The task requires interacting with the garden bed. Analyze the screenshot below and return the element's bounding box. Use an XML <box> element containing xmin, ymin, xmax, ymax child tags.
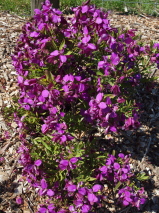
<box><xmin>0</xmin><ymin>10</ymin><xmax>159</xmax><ymax>213</ymax></box>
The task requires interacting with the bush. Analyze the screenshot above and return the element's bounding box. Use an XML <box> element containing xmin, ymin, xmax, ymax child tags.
<box><xmin>12</xmin><ymin>0</ymin><xmax>159</xmax><ymax>212</ymax></box>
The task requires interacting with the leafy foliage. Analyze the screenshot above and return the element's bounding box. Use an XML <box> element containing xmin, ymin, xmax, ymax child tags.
<box><xmin>11</xmin><ymin>0</ymin><xmax>159</xmax><ymax>212</ymax></box>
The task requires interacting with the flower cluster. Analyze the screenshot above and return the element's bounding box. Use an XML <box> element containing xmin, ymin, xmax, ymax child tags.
<box><xmin>118</xmin><ymin>186</ymin><xmax>146</xmax><ymax>209</ymax></box>
<box><xmin>97</xmin><ymin>153</ymin><xmax>133</xmax><ymax>183</ymax></box>
<box><xmin>11</xmin><ymin>0</ymin><xmax>158</xmax><ymax>212</ymax></box>
<box><xmin>17</xmin><ymin>139</ymin><xmax>146</xmax><ymax>212</ymax></box>
<box><xmin>12</xmin><ymin>0</ymin><xmax>157</xmax><ymax>140</ymax></box>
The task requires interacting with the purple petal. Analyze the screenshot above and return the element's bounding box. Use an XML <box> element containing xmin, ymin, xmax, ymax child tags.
<box><xmin>123</xmin><ymin>200</ymin><xmax>129</xmax><ymax>206</ymax></box>
<box><xmin>99</xmin><ymin>166</ymin><xmax>107</xmax><ymax>173</ymax></box>
<box><xmin>75</xmin><ymin>76</ymin><xmax>81</xmax><ymax>81</ymax></box>
<box><xmin>96</xmin><ymin>17</ymin><xmax>102</xmax><ymax>24</ymax></box>
<box><xmin>92</xmin><ymin>184</ymin><xmax>103</xmax><ymax>192</ymax></box>
<box><xmin>73</xmin><ymin>199</ymin><xmax>83</xmax><ymax>207</ymax></box>
<box><xmin>16</xmin><ymin>196</ymin><xmax>23</xmax><ymax>205</ymax></box>
<box><xmin>98</xmin><ymin>102</ymin><xmax>106</xmax><ymax>109</ymax></box>
<box><xmin>60</xmin><ymin>135</ymin><xmax>67</xmax><ymax>142</ymax></box>
<box><xmin>96</xmin><ymin>93</ymin><xmax>103</xmax><ymax>102</ymax></box>
<box><xmin>82</xmin><ymin>35</ymin><xmax>91</xmax><ymax>44</ymax></box>
<box><xmin>38</xmin><ymin>207</ymin><xmax>47</xmax><ymax>213</ymax></box>
<box><xmin>82</xmin><ymin>5</ymin><xmax>89</xmax><ymax>13</ymax></box>
<box><xmin>34</xmin><ymin>9</ymin><xmax>41</xmax><ymax>15</ymax></box>
<box><xmin>18</xmin><ymin>76</ymin><xmax>23</xmax><ymax>84</ymax></box>
<box><xmin>30</xmin><ymin>31</ymin><xmax>40</xmax><ymax>37</ymax></box>
<box><xmin>140</xmin><ymin>198</ymin><xmax>146</xmax><ymax>205</ymax></box>
<box><xmin>78</xmin><ymin>187</ymin><xmax>86</xmax><ymax>196</ymax></box>
<box><xmin>42</xmin><ymin>90</ymin><xmax>49</xmax><ymax>98</ymax></box>
<box><xmin>87</xmin><ymin>43</ymin><xmax>96</xmax><ymax>50</ymax></box>
<box><xmin>60</xmin><ymin>55</ymin><xmax>67</xmax><ymax>63</ymax></box>
<box><xmin>118</xmin><ymin>153</ymin><xmax>125</xmax><ymax>159</ymax></box>
<box><xmin>110</xmin><ymin>126</ymin><xmax>117</xmax><ymax>132</ymax></box>
<box><xmin>114</xmin><ymin>162</ymin><xmax>120</xmax><ymax>170</ymax></box>
<box><xmin>41</xmin><ymin>179</ymin><xmax>48</xmax><ymax>189</ymax></box>
<box><xmin>111</xmin><ymin>53</ymin><xmax>120</xmax><ymax>65</ymax></box>
<box><xmin>88</xmin><ymin>193</ymin><xmax>98</xmax><ymax>203</ymax></box>
<box><xmin>70</xmin><ymin>157</ymin><xmax>78</xmax><ymax>164</ymax></box>
<box><xmin>48</xmin><ymin>204</ymin><xmax>55</xmax><ymax>211</ymax></box>
<box><xmin>67</xmin><ymin>184</ymin><xmax>77</xmax><ymax>192</ymax></box>
<box><xmin>83</xmin><ymin>26</ymin><xmax>88</xmax><ymax>35</ymax></box>
<box><xmin>41</xmin><ymin>124</ymin><xmax>48</xmax><ymax>134</ymax></box>
<box><xmin>82</xmin><ymin>204</ymin><xmax>91</xmax><ymax>213</ymax></box>
<box><xmin>62</xmin><ymin>85</ymin><xmax>69</xmax><ymax>92</ymax></box>
<box><xmin>69</xmin><ymin>205</ymin><xmax>75</xmax><ymax>211</ymax></box>
<box><xmin>47</xmin><ymin>189</ymin><xmax>54</xmax><ymax>196</ymax></box>
<box><xmin>106</xmin><ymin>97</ymin><xmax>111</xmax><ymax>105</ymax></box>
<box><xmin>121</xmin><ymin>174</ymin><xmax>127</xmax><ymax>180</ymax></box>
<box><xmin>98</xmin><ymin>61</ymin><xmax>105</xmax><ymax>69</ymax></box>
<box><xmin>50</xmin><ymin>50</ymin><xmax>59</xmax><ymax>56</ymax></box>
<box><xmin>34</xmin><ymin>159</ymin><xmax>42</xmax><ymax>167</ymax></box>
<box><xmin>38</xmin><ymin>23</ymin><xmax>46</xmax><ymax>31</ymax></box>
<box><xmin>78</xmin><ymin>83</ymin><xmax>85</xmax><ymax>92</ymax></box>
<box><xmin>59</xmin><ymin>160</ymin><xmax>69</xmax><ymax>170</ymax></box>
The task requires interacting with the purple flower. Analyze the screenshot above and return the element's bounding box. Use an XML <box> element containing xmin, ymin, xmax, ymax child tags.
<box><xmin>34</xmin><ymin>159</ymin><xmax>42</xmax><ymax>167</ymax></box>
<box><xmin>69</xmin><ymin>205</ymin><xmax>75</xmax><ymax>212</ymax></box>
<box><xmin>60</xmin><ymin>55</ymin><xmax>67</xmax><ymax>63</ymax></box>
<box><xmin>48</xmin><ymin>204</ymin><xmax>55</xmax><ymax>211</ymax></box>
<box><xmin>118</xmin><ymin>153</ymin><xmax>125</xmax><ymax>159</ymax></box>
<box><xmin>42</xmin><ymin>90</ymin><xmax>49</xmax><ymax>98</ymax></box>
<box><xmin>96</xmin><ymin>93</ymin><xmax>103</xmax><ymax>102</ymax></box>
<box><xmin>39</xmin><ymin>207</ymin><xmax>47</xmax><ymax>213</ymax></box>
<box><xmin>87</xmin><ymin>43</ymin><xmax>96</xmax><ymax>50</ymax></box>
<box><xmin>82</xmin><ymin>5</ymin><xmax>89</xmax><ymax>13</ymax></box>
<box><xmin>96</xmin><ymin>17</ymin><xmax>102</xmax><ymax>24</ymax></box>
<box><xmin>30</xmin><ymin>31</ymin><xmax>40</xmax><ymax>37</ymax></box>
<box><xmin>41</xmin><ymin>179</ymin><xmax>48</xmax><ymax>189</ymax></box>
<box><xmin>50</xmin><ymin>50</ymin><xmax>59</xmax><ymax>56</ymax></box>
<box><xmin>111</xmin><ymin>53</ymin><xmax>120</xmax><ymax>65</ymax></box>
<box><xmin>59</xmin><ymin>160</ymin><xmax>69</xmax><ymax>170</ymax></box>
<box><xmin>0</xmin><ymin>157</ymin><xmax>5</xmax><ymax>162</ymax></box>
<box><xmin>47</xmin><ymin>189</ymin><xmax>54</xmax><ymax>196</ymax></box>
<box><xmin>111</xmin><ymin>85</ymin><xmax>120</xmax><ymax>95</ymax></box>
<box><xmin>92</xmin><ymin>184</ymin><xmax>103</xmax><ymax>192</ymax></box>
<box><xmin>16</xmin><ymin>196</ymin><xmax>23</xmax><ymax>205</ymax></box>
<box><xmin>73</xmin><ymin>199</ymin><xmax>83</xmax><ymax>207</ymax></box>
<box><xmin>78</xmin><ymin>187</ymin><xmax>86</xmax><ymax>195</ymax></box>
<box><xmin>87</xmin><ymin>193</ymin><xmax>98</xmax><ymax>204</ymax></box>
<box><xmin>82</xmin><ymin>35</ymin><xmax>91</xmax><ymax>44</ymax></box>
<box><xmin>98</xmin><ymin>102</ymin><xmax>106</xmax><ymax>109</ymax></box>
<box><xmin>153</xmin><ymin>43</ymin><xmax>159</xmax><ymax>49</ymax></box>
<box><xmin>81</xmin><ymin>204</ymin><xmax>91</xmax><ymax>213</ymax></box>
<box><xmin>114</xmin><ymin>162</ymin><xmax>120</xmax><ymax>170</ymax></box>
<box><xmin>67</xmin><ymin>184</ymin><xmax>77</xmax><ymax>192</ymax></box>
<box><xmin>99</xmin><ymin>166</ymin><xmax>108</xmax><ymax>174</ymax></box>
<box><xmin>70</xmin><ymin>157</ymin><xmax>78</xmax><ymax>164</ymax></box>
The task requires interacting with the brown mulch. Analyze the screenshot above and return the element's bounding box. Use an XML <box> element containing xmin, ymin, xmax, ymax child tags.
<box><xmin>0</xmin><ymin>10</ymin><xmax>159</xmax><ymax>213</ymax></box>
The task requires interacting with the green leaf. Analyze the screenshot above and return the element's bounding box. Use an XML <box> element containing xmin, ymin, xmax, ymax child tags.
<box><xmin>59</xmin><ymin>39</ymin><xmax>65</xmax><ymax>50</ymax></box>
<box><xmin>41</xmin><ymin>141</ymin><xmax>52</xmax><ymax>152</ymax></box>
<box><xmin>45</xmin><ymin>70</ymin><xmax>54</xmax><ymax>83</ymax></box>
<box><xmin>136</xmin><ymin>173</ymin><xmax>149</xmax><ymax>181</ymax></box>
<box><xmin>86</xmin><ymin>177</ymin><xmax>96</xmax><ymax>181</ymax></box>
<box><xmin>52</xmin><ymin>40</ymin><xmax>58</xmax><ymax>49</ymax></box>
<box><xmin>65</xmin><ymin>50</ymin><xmax>73</xmax><ymax>55</ymax></box>
<box><xmin>114</xmin><ymin>181</ymin><xmax>122</xmax><ymax>192</ymax></box>
<box><xmin>104</xmin><ymin>94</ymin><xmax>116</xmax><ymax>99</ymax></box>
<box><xmin>96</xmin><ymin>71</ymin><xmax>103</xmax><ymax>76</ymax></box>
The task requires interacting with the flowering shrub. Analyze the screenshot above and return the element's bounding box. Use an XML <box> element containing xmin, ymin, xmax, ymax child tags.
<box><xmin>11</xmin><ymin>0</ymin><xmax>159</xmax><ymax>212</ymax></box>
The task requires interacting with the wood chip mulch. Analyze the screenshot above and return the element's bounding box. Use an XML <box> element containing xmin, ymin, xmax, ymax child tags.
<box><xmin>0</xmin><ymin>11</ymin><xmax>159</xmax><ymax>213</ymax></box>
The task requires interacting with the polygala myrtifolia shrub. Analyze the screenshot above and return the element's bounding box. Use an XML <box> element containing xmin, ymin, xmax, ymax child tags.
<box><xmin>11</xmin><ymin>0</ymin><xmax>159</xmax><ymax>212</ymax></box>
